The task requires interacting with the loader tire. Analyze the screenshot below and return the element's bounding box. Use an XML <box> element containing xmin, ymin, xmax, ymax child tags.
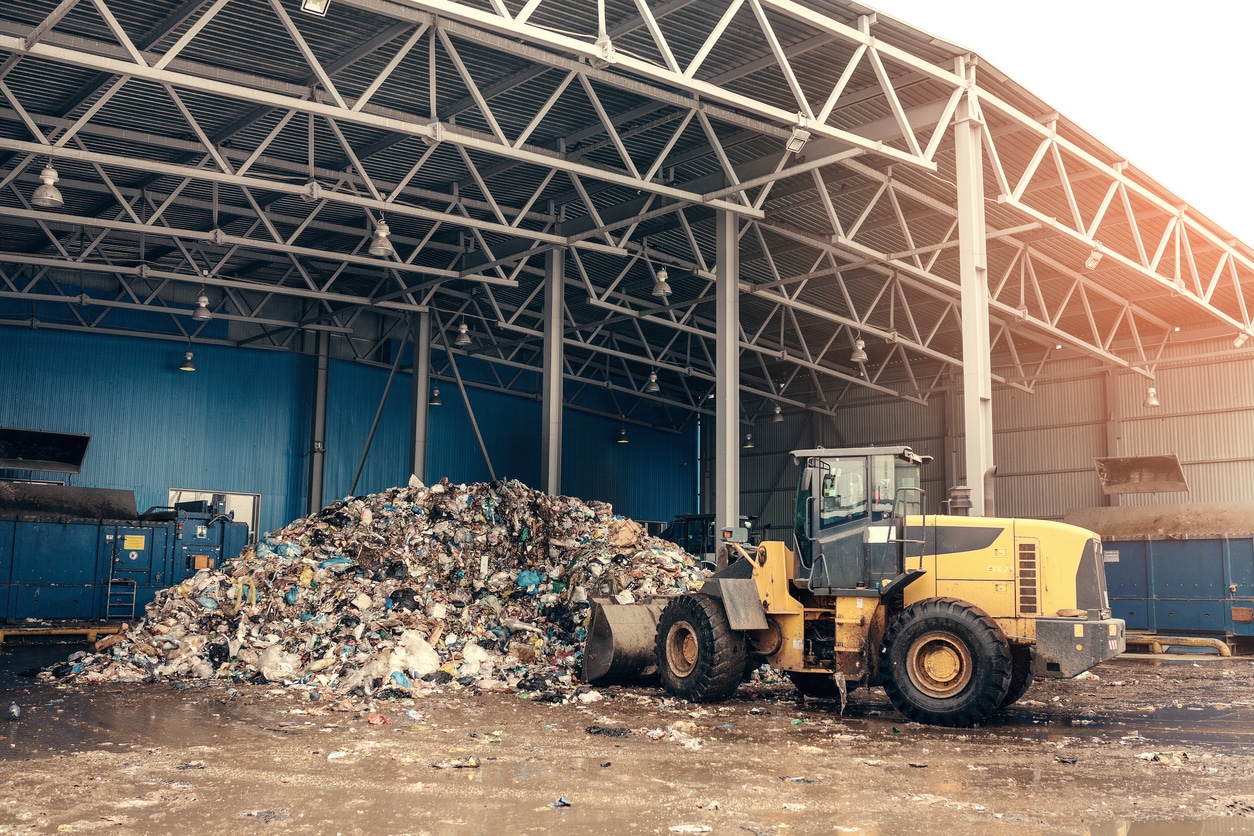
<box><xmin>1000</xmin><ymin>644</ymin><xmax>1036</xmax><ymax>708</ymax></box>
<box><xmin>880</xmin><ymin>598</ymin><xmax>1011</xmax><ymax>727</ymax></box>
<box><xmin>655</xmin><ymin>594</ymin><xmax>747</xmax><ymax>702</ymax></box>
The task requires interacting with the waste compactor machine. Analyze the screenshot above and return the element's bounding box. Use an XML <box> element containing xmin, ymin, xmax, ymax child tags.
<box><xmin>0</xmin><ymin>427</ymin><xmax>249</xmax><ymax>622</ymax></box>
<box><xmin>586</xmin><ymin>446</ymin><xmax>1125</xmax><ymax>727</ymax></box>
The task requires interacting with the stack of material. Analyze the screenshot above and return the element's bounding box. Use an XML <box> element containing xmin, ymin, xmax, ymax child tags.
<box><xmin>70</xmin><ymin>478</ymin><xmax>706</xmax><ymax>697</ymax></box>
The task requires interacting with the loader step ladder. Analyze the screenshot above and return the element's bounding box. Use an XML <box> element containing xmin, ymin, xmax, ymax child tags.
<box><xmin>106</xmin><ymin>576</ymin><xmax>137</xmax><ymax>621</ymax></box>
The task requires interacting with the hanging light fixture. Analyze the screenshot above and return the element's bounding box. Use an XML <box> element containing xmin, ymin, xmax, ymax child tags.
<box><xmin>1085</xmin><ymin>247</ymin><xmax>1103</xmax><ymax>270</ymax></box>
<box><xmin>772</xmin><ymin>404</ymin><xmax>784</xmax><ymax>423</ymax></box>
<box><xmin>301</xmin><ymin>0</ymin><xmax>330</xmax><ymax>16</ymax></box>
<box><xmin>430</xmin><ymin>387</ymin><xmax>442</xmax><ymax>406</ymax></box>
<box><xmin>743</xmin><ymin>432</ymin><xmax>755</xmax><ymax>449</ymax></box>
<box><xmin>369</xmin><ymin>218</ymin><xmax>395</xmax><ymax>257</ymax></box>
<box><xmin>454</xmin><ymin>321</ymin><xmax>472</xmax><ymax>347</ymax></box>
<box><xmin>31</xmin><ymin>162</ymin><xmax>65</xmax><ymax>209</ymax></box>
<box><xmin>651</xmin><ymin>266</ymin><xmax>672</xmax><ymax>298</ymax></box>
<box><xmin>616</xmin><ymin>426</ymin><xmax>629</xmax><ymax>444</ymax></box>
<box><xmin>192</xmin><ymin>288</ymin><xmax>212</xmax><ymax>321</ymax></box>
<box><xmin>1144</xmin><ymin>386</ymin><xmax>1160</xmax><ymax>408</ymax></box>
<box><xmin>179</xmin><ymin>350</ymin><xmax>196</xmax><ymax>372</ymax></box>
<box><xmin>851</xmin><ymin>336</ymin><xmax>868</xmax><ymax>363</ymax></box>
<box><xmin>644</xmin><ymin>371</ymin><xmax>660</xmax><ymax>393</ymax></box>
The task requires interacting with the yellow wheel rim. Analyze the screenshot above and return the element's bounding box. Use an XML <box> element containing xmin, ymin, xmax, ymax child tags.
<box><xmin>906</xmin><ymin>630</ymin><xmax>973</xmax><ymax>699</ymax></box>
<box><xmin>665</xmin><ymin>623</ymin><xmax>699</xmax><ymax>677</ymax></box>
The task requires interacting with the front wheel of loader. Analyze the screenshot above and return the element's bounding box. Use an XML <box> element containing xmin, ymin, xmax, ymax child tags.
<box><xmin>999</xmin><ymin>644</ymin><xmax>1036</xmax><ymax>708</ymax></box>
<box><xmin>655</xmin><ymin>594</ymin><xmax>746</xmax><ymax>702</ymax></box>
<box><xmin>880</xmin><ymin>598</ymin><xmax>1011</xmax><ymax>727</ymax></box>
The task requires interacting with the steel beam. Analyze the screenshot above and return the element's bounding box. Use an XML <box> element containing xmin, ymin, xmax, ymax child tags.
<box><xmin>309</xmin><ymin>330</ymin><xmax>329</xmax><ymax>514</ymax></box>
<box><xmin>954</xmin><ymin>82</ymin><xmax>993</xmax><ymax>515</ymax></box>
<box><xmin>714</xmin><ymin>209</ymin><xmax>739</xmax><ymax>536</ymax></box>
<box><xmin>540</xmin><ymin>247</ymin><xmax>564</xmax><ymax>494</ymax></box>
<box><xmin>409</xmin><ymin>309</ymin><xmax>431</xmax><ymax>483</ymax></box>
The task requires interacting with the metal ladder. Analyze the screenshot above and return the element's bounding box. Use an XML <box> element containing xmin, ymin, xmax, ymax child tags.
<box><xmin>106</xmin><ymin>573</ymin><xmax>136</xmax><ymax>621</ymax></box>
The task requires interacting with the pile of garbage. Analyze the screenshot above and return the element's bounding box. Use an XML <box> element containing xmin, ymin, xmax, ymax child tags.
<box><xmin>66</xmin><ymin>478</ymin><xmax>708</xmax><ymax>698</ymax></box>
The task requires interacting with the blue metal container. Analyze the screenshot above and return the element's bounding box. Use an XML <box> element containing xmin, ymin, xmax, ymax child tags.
<box><xmin>0</xmin><ymin>497</ymin><xmax>249</xmax><ymax>622</ymax></box>
<box><xmin>1102</xmin><ymin>535</ymin><xmax>1254</xmax><ymax>639</ymax></box>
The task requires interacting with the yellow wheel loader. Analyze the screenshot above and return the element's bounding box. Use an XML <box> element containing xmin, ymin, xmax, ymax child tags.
<box><xmin>585</xmin><ymin>446</ymin><xmax>1126</xmax><ymax>727</ymax></box>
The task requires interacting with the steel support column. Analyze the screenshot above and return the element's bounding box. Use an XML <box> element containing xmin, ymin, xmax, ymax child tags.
<box><xmin>714</xmin><ymin>209</ymin><xmax>740</xmax><ymax>535</ymax></box>
<box><xmin>409</xmin><ymin>309</ymin><xmax>431</xmax><ymax>483</ymax></box>
<box><xmin>308</xmin><ymin>330</ymin><xmax>329</xmax><ymax>514</ymax></box>
<box><xmin>1103</xmin><ymin>371</ymin><xmax>1121</xmax><ymax>508</ymax></box>
<box><xmin>954</xmin><ymin>82</ymin><xmax>993</xmax><ymax>515</ymax></box>
<box><xmin>540</xmin><ymin>248</ymin><xmax>564</xmax><ymax>495</ymax></box>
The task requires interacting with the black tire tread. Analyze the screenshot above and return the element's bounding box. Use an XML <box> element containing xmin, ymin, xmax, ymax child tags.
<box><xmin>879</xmin><ymin>597</ymin><xmax>1011</xmax><ymax>727</ymax></box>
<box><xmin>1000</xmin><ymin>644</ymin><xmax>1035</xmax><ymax>708</ymax></box>
<box><xmin>655</xmin><ymin>594</ymin><xmax>747</xmax><ymax>702</ymax></box>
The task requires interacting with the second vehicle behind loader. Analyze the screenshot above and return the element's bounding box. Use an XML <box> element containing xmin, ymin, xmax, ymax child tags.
<box><xmin>585</xmin><ymin>446</ymin><xmax>1125</xmax><ymax>727</ymax></box>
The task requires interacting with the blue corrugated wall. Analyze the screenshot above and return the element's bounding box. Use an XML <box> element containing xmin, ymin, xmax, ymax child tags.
<box><xmin>0</xmin><ymin>328</ymin><xmax>695</xmax><ymax>534</ymax></box>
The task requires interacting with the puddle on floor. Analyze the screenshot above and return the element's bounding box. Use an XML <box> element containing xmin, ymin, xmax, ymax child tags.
<box><xmin>1081</xmin><ymin>821</ymin><xmax>1254</xmax><ymax>835</ymax></box>
<box><xmin>0</xmin><ymin>643</ymin><xmax>263</xmax><ymax>759</ymax></box>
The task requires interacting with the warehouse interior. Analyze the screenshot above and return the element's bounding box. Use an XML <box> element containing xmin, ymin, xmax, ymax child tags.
<box><xmin>1</xmin><ymin>0</ymin><xmax>1252</xmax><ymax>543</ymax></box>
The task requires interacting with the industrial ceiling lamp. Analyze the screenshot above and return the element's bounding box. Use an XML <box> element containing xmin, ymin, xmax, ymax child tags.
<box><xmin>1085</xmin><ymin>247</ymin><xmax>1103</xmax><ymax>270</ymax></box>
<box><xmin>785</xmin><ymin>125</ymin><xmax>811</xmax><ymax>154</ymax></box>
<box><xmin>368</xmin><ymin>218</ymin><xmax>395</xmax><ymax>257</ymax></box>
<box><xmin>644</xmin><ymin>371</ymin><xmax>660</xmax><ymax>393</ymax></box>
<box><xmin>191</xmin><ymin>288</ymin><xmax>212</xmax><ymax>321</ymax></box>
<box><xmin>1144</xmin><ymin>386</ymin><xmax>1160</xmax><ymax>408</ymax></box>
<box><xmin>179</xmin><ymin>350</ymin><xmax>196</xmax><ymax>372</ymax></box>
<box><xmin>31</xmin><ymin>162</ymin><xmax>65</xmax><ymax>209</ymax></box>
<box><xmin>430</xmin><ymin>387</ymin><xmax>442</xmax><ymax>406</ymax></box>
<box><xmin>743</xmin><ymin>432</ymin><xmax>754</xmax><ymax>449</ymax></box>
<box><xmin>300</xmin><ymin>0</ymin><xmax>330</xmax><ymax>15</ymax></box>
<box><xmin>616</xmin><ymin>426</ymin><xmax>629</xmax><ymax>444</ymax></box>
<box><xmin>772</xmin><ymin>403</ymin><xmax>784</xmax><ymax>423</ymax></box>
<box><xmin>651</xmin><ymin>266</ymin><xmax>672</xmax><ymax>298</ymax></box>
<box><xmin>454</xmin><ymin>321</ymin><xmax>472</xmax><ymax>347</ymax></box>
<box><xmin>851</xmin><ymin>335</ymin><xmax>868</xmax><ymax>364</ymax></box>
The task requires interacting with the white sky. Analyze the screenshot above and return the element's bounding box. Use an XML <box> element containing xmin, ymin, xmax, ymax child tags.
<box><xmin>866</xmin><ymin>0</ymin><xmax>1254</xmax><ymax>243</ymax></box>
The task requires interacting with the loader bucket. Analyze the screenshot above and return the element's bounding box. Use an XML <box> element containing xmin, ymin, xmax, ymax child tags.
<box><xmin>582</xmin><ymin>598</ymin><xmax>666</xmax><ymax>682</ymax></box>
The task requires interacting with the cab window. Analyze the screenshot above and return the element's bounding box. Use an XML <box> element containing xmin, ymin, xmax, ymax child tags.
<box><xmin>818</xmin><ymin>457</ymin><xmax>867</xmax><ymax>528</ymax></box>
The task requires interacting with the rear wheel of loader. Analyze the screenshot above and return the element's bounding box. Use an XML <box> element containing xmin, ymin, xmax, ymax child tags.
<box><xmin>1000</xmin><ymin>645</ymin><xmax>1036</xmax><ymax>708</ymax></box>
<box><xmin>655</xmin><ymin>594</ymin><xmax>746</xmax><ymax>702</ymax></box>
<box><xmin>880</xmin><ymin>598</ymin><xmax>1012</xmax><ymax>727</ymax></box>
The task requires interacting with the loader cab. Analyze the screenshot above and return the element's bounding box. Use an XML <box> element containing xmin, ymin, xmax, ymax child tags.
<box><xmin>792</xmin><ymin>446</ymin><xmax>929</xmax><ymax>591</ymax></box>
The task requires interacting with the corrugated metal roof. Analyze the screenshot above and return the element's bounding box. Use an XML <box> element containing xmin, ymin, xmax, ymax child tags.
<box><xmin>0</xmin><ymin>0</ymin><xmax>1249</xmax><ymax>433</ymax></box>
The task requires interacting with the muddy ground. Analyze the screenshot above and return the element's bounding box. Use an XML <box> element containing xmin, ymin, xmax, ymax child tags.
<box><xmin>2</xmin><ymin>649</ymin><xmax>1254</xmax><ymax>835</ymax></box>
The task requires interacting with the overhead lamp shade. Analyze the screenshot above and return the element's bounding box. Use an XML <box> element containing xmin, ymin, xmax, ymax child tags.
<box><xmin>851</xmin><ymin>337</ymin><xmax>868</xmax><ymax>363</ymax></box>
<box><xmin>1144</xmin><ymin>386</ymin><xmax>1160</xmax><ymax>408</ymax></box>
<box><xmin>301</xmin><ymin>0</ymin><xmax>330</xmax><ymax>15</ymax></box>
<box><xmin>31</xmin><ymin>164</ymin><xmax>64</xmax><ymax>209</ymax></box>
<box><xmin>616</xmin><ymin>427</ymin><xmax>629</xmax><ymax>444</ymax></box>
<box><xmin>785</xmin><ymin>126</ymin><xmax>811</xmax><ymax>153</ymax></box>
<box><xmin>454</xmin><ymin>322</ymin><xmax>472</xmax><ymax>347</ymax></box>
<box><xmin>1085</xmin><ymin>249</ymin><xmax>1103</xmax><ymax>270</ymax></box>
<box><xmin>369</xmin><ymin>220</ymin><xmax>395</xmax><ymax>257</ymax></box>
<box><xmin>192</xmin><ymin>293</ymin><xmax>212</xmax><ymax>321</ymax></box>
<box><xmin>651</xmin><ymin>266</ymin><xmax>672</xmax><ymax>298</ymax></box>
<box><xmin>743</xmin><ymin>432</ymin><xmax>754</xmax><ymax>449</ymax></box>
<box><xmin>772</xmin><ymin>404</ymin><xmax>784</xmax><ymax>423</ymax></box>
<box><xmin>644</xmin><ymin>371</ymin><xmax>660</xmax><ymax>393</ymax></box>
<box><xmin>430</xmin><ymin>387</ymin><xmax>442</xmax><ymax>407</ymax></box>
<box><xmin>179</xmin><ymin>351</ymin><xmax>196</xmax><ymax>372</ymax></box>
